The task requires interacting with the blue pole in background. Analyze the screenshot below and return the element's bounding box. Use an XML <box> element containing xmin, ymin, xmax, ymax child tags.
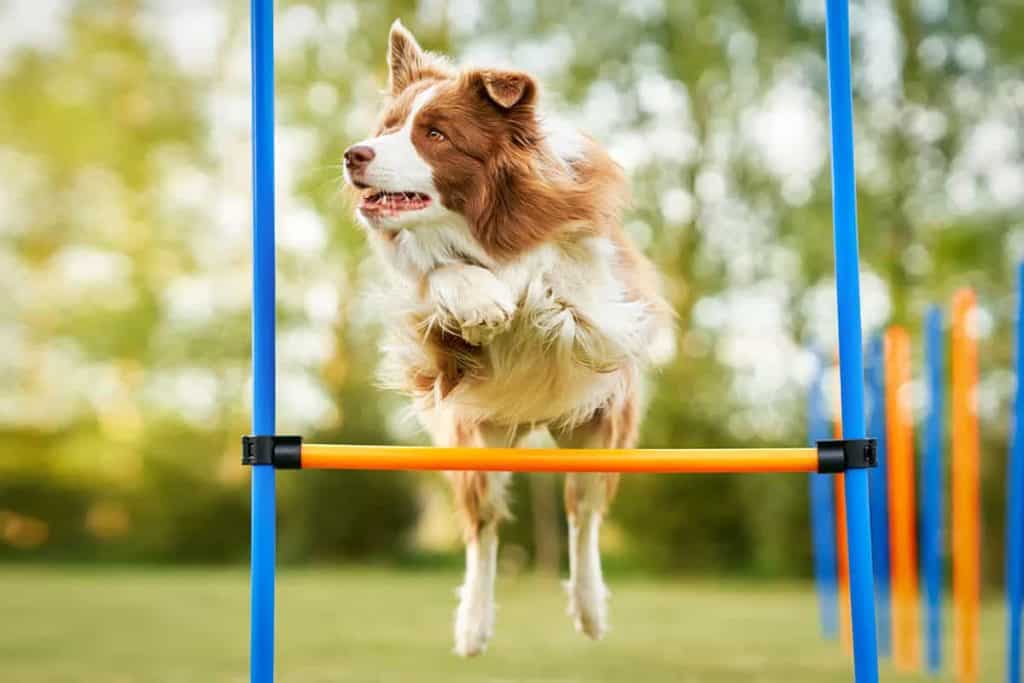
<box><xmin>810</xmin><ymin>355</ymin><xmax>839</xmax><ymax>639</ymax></box>
<box><xmin>250</xmin><ymin>1</ymin><xmax>276</xmax><ymax>682</ymax></box>
<box><xmin>865</xmin><ymin>336</ymin><xmax>891</xmax><ymax>657</ymax></box>
<box><xmin>922</xmin><ymin>307</ymin><xmax>945</xmax><ymax>675</ymax></box>
<box><xmin>824</xmin><ymin>2</ymin><xmax>879</xmax><ymax>682</ymax></box>
<box><xmin>1008</xmin><ymin>263</ymin><xmax>1024</xmax><ymax>683</ymax></box>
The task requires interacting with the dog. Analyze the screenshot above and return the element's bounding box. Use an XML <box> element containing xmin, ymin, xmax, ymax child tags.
<box><xmin>343</xmin><ymin>20</ymin><xmax>675</xmax><ymax>656</ymax></box>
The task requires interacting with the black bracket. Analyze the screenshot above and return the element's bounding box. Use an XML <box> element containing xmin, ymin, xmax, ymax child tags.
<box><xmin>816</xmin><ymin>438</ymin><xmax>877</xmax><ymax>474</ymax></box>
<box><xmin>242</xmin><ymin>435</ymin><xmax>302</xmax><ymax>469</ymax></box>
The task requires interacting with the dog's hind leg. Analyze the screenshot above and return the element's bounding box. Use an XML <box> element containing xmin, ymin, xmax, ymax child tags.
<box><xmin>447</xmin><ymin>422</ymin><xmax>520</xmax><ymax>657</ymax></box>
<box><xmin>553</xmin><ymin>391</ymin><xmax>637</xmax><ymax>640</ymax></box>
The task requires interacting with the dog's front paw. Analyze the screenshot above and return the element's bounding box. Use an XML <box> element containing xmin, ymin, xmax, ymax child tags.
<box><xmin>430</xmin><ymin>266</ymin><xmax>515</xmax><ymax>346</ymax></box>
<box><xmin>565</xmin><ymin>579</ymin><xmax>609</xmax><ymax>640</ymax></box>
<box><xmin>451</xmin><ymin>296</ymin><xmax>514</xmax><ymax>346</ymax></box>
<box><xmin>453</xmin><ymin>584</ymin><xmax>495</xmax><ymax>657</ymax></box>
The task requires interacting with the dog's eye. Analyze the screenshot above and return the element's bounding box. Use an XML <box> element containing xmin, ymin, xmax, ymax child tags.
<box><xmin>427</xmin><ymin>128</ymin><xmax>446</xmax><ymax>142</ymax></box>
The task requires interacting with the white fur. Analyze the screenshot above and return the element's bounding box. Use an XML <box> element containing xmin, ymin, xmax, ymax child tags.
<box><xmin>455</xmin><ymin>523</ymin><xmax>499</xmax><ymax>657</ymax></box>
<box><xmin>541</xmin><ymin>117</ymin><xmax>588</xmax><ymax>168</ymax></box>
<box><xmin>562</xmin><ymin>473</ymin><xmax>612</xmax><ymax>640</ymax></box>
<box><xmin>453</xmin><ymin>426</ymin><xmax>513</xmax><ymax>657</ymax></box>
<box><xmin>382</xmin><ymin>216</ymin><xmax>494</xmax><ymax>278</ymax></box>
<box><xmin>349</xmin><ymin>87</ymin><xmax>436</xmax><ymax>194</ymax></box>
<box><xmin>428</xmin><ymin>265</ymin><xmax>515</xmax><ymax>345</ymax></box>
<box><xmin>347</xmin><ymin>86</ymin><xmax>473</xmax><ymax>237</ymax></box>
<box><xmin>468</xmin><ymin>242</ymin><xmax>647</xmax><ymax>426</ymax></box>
<box><xmin>379</xmin><ymin>234</ymin><xmax>658</xmax><ymax>428</ymax></box>
<box><xmin>565</xmin><ymin>505</ymin><xmax>609</xmax><ymax>639</ymax></box>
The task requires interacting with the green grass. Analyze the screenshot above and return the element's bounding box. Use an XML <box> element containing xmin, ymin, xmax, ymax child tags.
<box><xmin>0</xmin><ymin>566</ymin><xmax>1005</xmax><ymax>682</ymax></box>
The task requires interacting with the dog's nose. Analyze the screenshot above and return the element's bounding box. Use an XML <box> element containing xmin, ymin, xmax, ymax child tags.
<box><xmin>344</xmin><ymin>145</ymin><xmax>375</xmax><ymax>170</ymax></box>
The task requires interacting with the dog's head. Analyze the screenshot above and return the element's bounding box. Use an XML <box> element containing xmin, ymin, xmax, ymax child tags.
<box><xmin>344</xmin><ymin>21</ymin><xmax>625</xmax><ymax>259</ymax></box>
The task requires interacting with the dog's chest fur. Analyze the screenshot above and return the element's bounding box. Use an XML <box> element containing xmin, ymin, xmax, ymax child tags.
<box><xmin>375</xmin><ymin>224</ymin><xmax>653</xmax><ymax>428</ymax></box>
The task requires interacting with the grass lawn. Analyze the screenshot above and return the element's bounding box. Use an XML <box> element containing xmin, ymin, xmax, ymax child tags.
<box><xmin>0</xmin><ymin>565</ymin><xmax>1005</xmax><ymax>682</ymax></box>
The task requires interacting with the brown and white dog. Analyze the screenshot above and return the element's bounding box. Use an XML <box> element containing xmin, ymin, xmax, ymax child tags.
<box><xmin>343</xmin><ymin>20</ymin><xmax>675</xmax><ymax>656</ymax></box>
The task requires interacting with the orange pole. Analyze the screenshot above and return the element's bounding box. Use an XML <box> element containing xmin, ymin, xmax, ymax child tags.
<box><xmin>886</xmin><ymin>326</ymin><xmax>921</xmax><ymax>672</ymax></box>
<box><xmin>834</xmin><ymin>388</ymin><xmax>853</xmax><ymax>655</ymax></box>
<box><xmin>299</xmin><ymin>444</ymin><xmax>819</xmax><ymax>473</ymax></box>
<box><xmin>952</xmin><ymin>289</ymin><xmax>981</xmax><ymax>683</ymax></box>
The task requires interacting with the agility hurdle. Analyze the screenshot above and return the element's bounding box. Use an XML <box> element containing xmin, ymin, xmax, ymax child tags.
<box><xmin>243</xmin><ymin>0</ymin><xmax>880</xmax><ymax>681</ymax></box>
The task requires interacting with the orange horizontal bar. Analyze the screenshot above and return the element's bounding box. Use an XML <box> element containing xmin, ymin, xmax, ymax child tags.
<box><xmin>300</xmin><ymin>444</ymin><xmax>818</xmax><ymax>474</ymax></box>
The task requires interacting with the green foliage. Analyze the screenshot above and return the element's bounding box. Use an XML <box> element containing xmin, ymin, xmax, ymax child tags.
<box><xmin>1</xmin><ymin>1</ymin><xmax>1021</xmax><ymax>581</ymax></box>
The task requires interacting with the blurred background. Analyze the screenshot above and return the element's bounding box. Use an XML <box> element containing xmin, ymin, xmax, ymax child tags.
<box><xmin>2</xmin><ymin>0</ymin><xmax>1023</xmax><ymax>607</ymax></box>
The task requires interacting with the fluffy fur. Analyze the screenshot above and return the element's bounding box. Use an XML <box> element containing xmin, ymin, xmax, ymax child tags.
<box><xmin>342</xmin><ymin>20</ymin><xmax>675</xmax><ymax>656</ymax></box>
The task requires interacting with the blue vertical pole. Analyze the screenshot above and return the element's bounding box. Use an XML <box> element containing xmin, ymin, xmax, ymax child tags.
<box><xmin>810</xmin><ymin>356</ymin><xmax>840</xmax><ymax>639</ymax></box>
<box><xmin>1008</xmin><ymin>263</ymin><xmax>1024</xmax><ymax>683</ymax></box>
<box><xmin>865</xmin><ymin>336</ymin><xmax>891</xmax><ymax>657</ymax></box>
<box><xmin>922</xmin><ymin>307</ymin><xmax>945</xmax><ymax>675</ymax></box>
<box><xmin>824</xmin><ymin>2</ymin><xmax>879</xmax><ymax>682</ymax></box>
<box><xmin>250</xmin><ymin>1</ymin><xmax>276</xmax><ymax>682</ymax></box>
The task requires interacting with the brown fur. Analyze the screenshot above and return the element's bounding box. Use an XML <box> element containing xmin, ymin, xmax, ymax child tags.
<box><xmin>387</xmin><ymin>22</ymin><xmax>452</xmax><ymax>95</ymax></box>
<box><xmin>373</xmin><ymin>80</ymin><xmax>440</xmax><ymax>136</ymax></box>
<box><xmin>417</xmin><ymin>78</ymin><xmax>628</xmax><ymax>259</ymax></box>
<box><xmin>442</xmin><ymin>421</ymin><xmax>512</xmax><ymax>540</ymax></box>
<box><xmin>558</xmin><ymin>385</ymin><xmax>638</xmax><ymax>517</ymax></box>
<box><xmin>610</xmin><ymin>228</ymin><xmax>677</xmax><ymax>330</ymax></box>
<box><xmin>402</xmin><ymin>317</ymin><xmax>483</xmax><ymax>400</ymax></box>
<box><xmin>373</xmin><ymin>56</ymin><xmax>630</xmax><ymax>261</ymax></box>
<box><xmin>564</xmin><ymin>472</ymin><xmax>621</xmax><ymax>519</ymax></box>
<box><xmin>451</xmin><ymin>469</ymin><xmax>510</xmax><ymax>540</ymax></box>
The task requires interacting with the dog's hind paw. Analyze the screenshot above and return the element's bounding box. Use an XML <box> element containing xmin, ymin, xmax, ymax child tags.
<box><xmin>453</xmin><ymin>585</ymin><xmax>494</xmax><ymax>657</ymax></box>
<box><xmin>565</xmin><ymin>579</ymin><xmax>609</xmax><ymax>640</ymax></box>
<box><xmin>453</xmin><ymin>630</ymin><xmax>489</xmax><ymax>657</ymax></box>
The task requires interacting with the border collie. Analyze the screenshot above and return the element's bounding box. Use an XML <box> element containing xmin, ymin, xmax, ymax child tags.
<box><xmin>343</xmin><ymin>20</ymin><xmax>674</xmax><ymax>656</ymax></box>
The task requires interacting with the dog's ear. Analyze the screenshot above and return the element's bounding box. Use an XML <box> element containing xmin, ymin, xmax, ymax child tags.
<box><xmin>388</xmin><ymin>20</ymin><xmax>449</xmax><ymax>95</ymax></box>
<box><xmin>471</xmin><ymin>70</ymin><xmax>537</xmax><ymax>110</ymax></box>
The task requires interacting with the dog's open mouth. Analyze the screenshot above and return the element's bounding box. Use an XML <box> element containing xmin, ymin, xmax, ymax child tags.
<box><xmin>358</xmin><ymin>190</ymin><xmax>432</xmax><ymax>215</ymax></box>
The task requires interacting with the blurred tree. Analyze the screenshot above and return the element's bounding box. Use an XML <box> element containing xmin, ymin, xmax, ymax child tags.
<box><xmin>0</xmin><ymin>0</ymin><xmax>1021</xmax><ymax>583</ymax></box>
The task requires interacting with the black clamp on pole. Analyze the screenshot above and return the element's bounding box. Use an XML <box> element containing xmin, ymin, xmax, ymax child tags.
<box><xmin>242</xmin><ymin>435</ymin><xmax>302</xmax><ymax>469</ymax></box>
<box><xmin>816</xmin><ymin>438</ymin><xmax>877</xmax><ymax>474</ymax></box>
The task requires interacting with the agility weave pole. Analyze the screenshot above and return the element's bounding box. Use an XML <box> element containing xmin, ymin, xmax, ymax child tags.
<box><xmin>245</xmin><ymin>0</ymin><xmax>880</xmax><ymax>681</ymax></box>
<box><xmin>809</xmin><ymin>357</ymin><xmax>840</xmax><ymax>641</ymax></box>
<box><xmin>865</xmin><ymin>335</ymin><xmax>892</xmax><ymax>658</ymax></box>
<box><xmin>953</xmin><ymin>289</ymin><xmax>982</xmax><ymax>683</ymax></box>
<box><xmin>1009</xmin><ymin>264</ymin><xmax>1024</xmax><ymax>683</ymax></box>
<box><xmin>834</xmin><ymin>398</ymin><xmax>853</xmax><ymax>655</ymax></box>
<box><xmin>249</xmin><ymin>0</ymin><xmax>275</xmax><ymax>681</ymax></box>
<box><xmin>823</xmin><ymin>0</ymin><xmax>880</xmax><ymax>679</ymax></box>
<box><xmin>922</xmin><ymin>307</ymin><xmax>946</xmax><ymax>675</ymax></box>
<box><xmin>886</xmin><ymin>327</ymin><xmax>921</xmax><ymax>672</ymax></box>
